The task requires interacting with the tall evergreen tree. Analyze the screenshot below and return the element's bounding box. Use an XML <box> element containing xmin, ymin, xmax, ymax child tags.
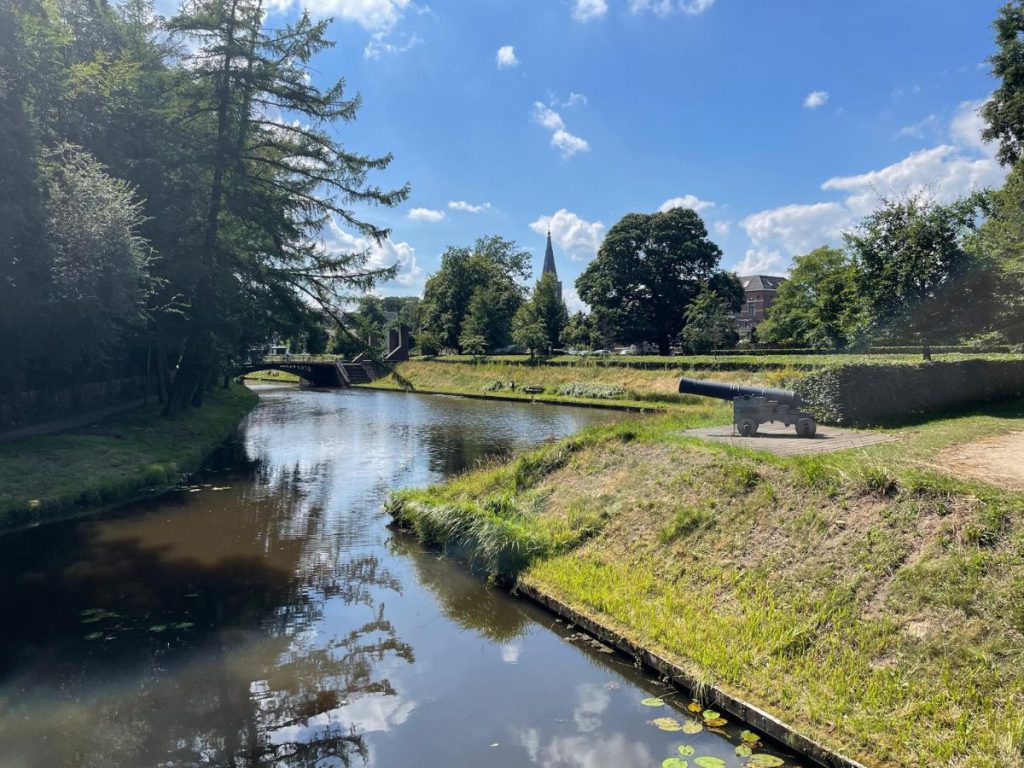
<box><xmin>161</xmin><ymin>0</ymin><xmax>408</xmax><ymax>413</ymax></box>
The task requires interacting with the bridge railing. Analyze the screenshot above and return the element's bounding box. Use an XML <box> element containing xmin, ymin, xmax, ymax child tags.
<box><xmin>256</xmin><ymin>354</ymin><xmax>344</xmax><ymax>365</ymax></box>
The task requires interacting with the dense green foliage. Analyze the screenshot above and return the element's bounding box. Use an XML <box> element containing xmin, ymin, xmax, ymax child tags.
<box><xmin>982</xmin><ymin>0</ymin><xmax>1024</xmax><ymax>165</ymax></box>
<box><xmin>419</xmin><ymin>236</ymin><xmax>530</xmax><ymax>354</ymax></box>
<box><xmin>795</xmin><ymin>359</ymin><xmax>1024</xmax><ymax>425</ymax></box>
<box><xmin>575</xmin><ymin>207</ymin><xmax>733</xmax><ymax>355</ymax></box>
<box><xmin>0</xmin><ymin>0</ymin><xmax>405</xmax><ymax>410</ymax></box>
<box><xmin>678</xmin><ymin>288</ymin><xmax>739</xmax><ymax>354</ymax></box>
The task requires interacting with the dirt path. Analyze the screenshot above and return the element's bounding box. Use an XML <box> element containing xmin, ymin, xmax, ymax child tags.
<box><xmin>940</xmin><ymin>431</ymin><xmax>1024</xmax><ymax>490</ymax></box>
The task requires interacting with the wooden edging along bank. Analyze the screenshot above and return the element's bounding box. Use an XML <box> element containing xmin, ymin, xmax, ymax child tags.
<box><xmin>515</xmin><ymin>582</ymin><xmax>869</xmax><ymax>768</ymax></box>
<box><xmin>357</xmin><ymin>384</ymin><xmax>668</xmax><ymax>413</ymax></box>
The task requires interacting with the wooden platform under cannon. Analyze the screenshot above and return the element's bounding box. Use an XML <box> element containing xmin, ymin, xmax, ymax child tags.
<box><xmin>683</xmin><ymin>422</ymin><xmax>899</xmax><ymax>456</ymax></box>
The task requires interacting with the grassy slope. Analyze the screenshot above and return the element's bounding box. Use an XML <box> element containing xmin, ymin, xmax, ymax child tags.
<box><xmin>0</xmin><ymin>384</ymin><xmax>258</xmax><ymax>531</ymax></box>
<box><xmin>368</xmin><ymin>360</ymin><xmax>803</xmax><ymax>408</ymax></box>
<box><xmin>388</xmin><ymin>399</ymin><xmax>1024</xmax><ymax>767</ymax></box>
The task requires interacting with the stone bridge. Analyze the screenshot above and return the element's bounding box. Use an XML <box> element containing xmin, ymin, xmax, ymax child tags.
<box><xmin>236</xmin><ymin>356</ymin><xmax>381</xmax><ymax>387</ymax></box>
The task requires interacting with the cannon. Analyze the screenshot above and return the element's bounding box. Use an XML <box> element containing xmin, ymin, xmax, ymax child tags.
<box><xmin>678</xmin><ymin>377</ymin><xmax>817</xmax><ymax>438</ymax></box>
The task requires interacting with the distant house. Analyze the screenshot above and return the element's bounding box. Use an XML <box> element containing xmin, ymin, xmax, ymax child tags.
<box><xmin>735</xmin><ymin>275</ymin><xmax>786</xmax><ymax>338</ymax></box>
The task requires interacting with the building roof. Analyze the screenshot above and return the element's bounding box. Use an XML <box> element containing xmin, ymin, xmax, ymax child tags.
<box><xmin>542</xmin><ymin>231</ymin><xmax>558</xmax><ymax>278</ymax></box>
<box><xmin>739</xmin><ymin>275</ymin><xmax>786</xmax><ymax>291</ymax></box>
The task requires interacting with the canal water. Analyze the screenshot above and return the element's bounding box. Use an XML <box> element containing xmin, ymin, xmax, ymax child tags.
<box><xmin>0</xmin><ymin>387</ymin><xmax>796</xmax><ymax>768</ymax></box>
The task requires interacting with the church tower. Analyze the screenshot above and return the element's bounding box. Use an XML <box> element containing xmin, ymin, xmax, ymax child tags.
<box><xmin>542</xmin><ymin>230</ymin><xmax>562</xmax><ymax>296</ymax></box>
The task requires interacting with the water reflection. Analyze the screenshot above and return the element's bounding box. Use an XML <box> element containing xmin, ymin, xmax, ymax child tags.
<box><xmin>0</xmin><ymin>388</ymin><xmax>793</xmax><ymax>768</ymax></box>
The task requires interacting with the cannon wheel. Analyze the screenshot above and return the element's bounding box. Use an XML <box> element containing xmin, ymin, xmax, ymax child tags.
<box><xmin>796</xmin><ymin>417</ymin><xmax>817</xmax><ymax>438</ymax></box>
<box><xmin>736</xmin><ymin>417</ymin><xmax>759</xmax><ymax>437</ymax></box>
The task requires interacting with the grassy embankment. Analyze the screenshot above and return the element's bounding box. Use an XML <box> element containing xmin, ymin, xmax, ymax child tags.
<box><xmin>242</xmin><ymin>369</ymin><xmax>301</xmax><ymax>383</ymax></box>
<box><xmin>0</xmin><ymin>384</ymin><xmax>258</xmax><ymax>532</ymax></box>
<box><xmin>366</xmin><ymin>358</ymin><xmax>807</xmax><ymax>409</ymax></box>
<box><xmin>387</xmin><ymin>397</ymin><xmax>1024</xmax><ymax>767</ymax></box>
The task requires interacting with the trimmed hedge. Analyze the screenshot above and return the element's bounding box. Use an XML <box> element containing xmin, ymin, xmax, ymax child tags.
<box><xmin>794</xmin><ymin>360</ymin><xmax>1024</xmax><ymax>426</ymax></box>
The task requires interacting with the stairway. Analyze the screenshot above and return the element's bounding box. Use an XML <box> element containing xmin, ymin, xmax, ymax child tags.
<box><xmin>341</xmin><ymin>363</ymin><xmax>372</xmax><ymax>385</ymax></box>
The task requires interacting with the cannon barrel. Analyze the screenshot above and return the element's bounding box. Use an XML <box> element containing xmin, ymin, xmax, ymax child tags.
<box><xmin>678</xmin><ymin>376</ymin><xmax>802</xmax><ymax>405</ymax></box>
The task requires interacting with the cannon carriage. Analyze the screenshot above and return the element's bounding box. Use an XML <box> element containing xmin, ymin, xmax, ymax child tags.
<box><xmin>678</xmin><ymin>376</ymin><xmax>817</xmax><ymax>437</ymax></box>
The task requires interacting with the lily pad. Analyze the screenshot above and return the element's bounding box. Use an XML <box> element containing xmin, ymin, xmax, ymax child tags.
<box><xmin>735</xmin><ymin>745</ymin><xmax>753</xmax><ymax>757</ymax></box>
<box><xmin>681</xmin><ymin>721</ymin><xmax>703</xmax><ymax>735</ymax></box>
<box><xmin>693</xmin><ymin>758</ymin><xmax>726</xmax><ymax>768</ymax></box>
<box><xmin>641</xmin><ymin>697</ymin><xmax>666</xmax><ymax>707</ymax></box>
<box><xmin>706</xmin><ymin>717</ymin><xmax>728</xmax><ymax>728</ymax></box>
<box><xmin>749</xmin><ymin>755</ymin><xmax>785</xmax><ymax>767</ymax></box>
<box><xmin>686</xmin><ymin>701</ymin><xmax>703</xmax><ymax>713</ymax></box>
<box><xmin>662</xmin><ymin>759</ymin><xmax>688</xmax><ymax>768</ymax></box>
<box><xmin>650</xmin><ymin>717</ymin><xmax>684</xmax><ymax>732</ymax></box>
<box><xmin>740</xmin><ymin>730</ymin><xmax>761</xmax><ymax>744</ymax></box>
<box><xmin>678</xmin><ymin>745</ymin><xmax>695</xmax><ymax>756</ymax></box>
<box><xmin>701</xmin><ymin>710</ymin><xmax>721</xmax><ymax>721</ymax></box>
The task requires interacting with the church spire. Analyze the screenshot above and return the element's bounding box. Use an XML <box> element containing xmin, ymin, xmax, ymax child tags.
<box><xmin>542</xmin><ymin>230</ymin><xmax>558</xmax><ymax>278</ymax></box>
<box><xmin>541</xmin><ymin>230</ymin><xmax>562</xmax><ymax>297</ymax></box>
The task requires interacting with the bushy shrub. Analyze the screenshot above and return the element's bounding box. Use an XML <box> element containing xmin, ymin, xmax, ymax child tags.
<box><xmin>482</xmin><ymin>380</ymin><xmax>504</xmax><ymax>391</ymax></box>
<box><xmin>795</xmin><ymin>359</ymin><xmax>1024</xmax><ymax>425</ymax></box>
<box><xmin>556</xmin><ymin>382</ymin><xmax>627</xmax><ymax>399</ymax></box>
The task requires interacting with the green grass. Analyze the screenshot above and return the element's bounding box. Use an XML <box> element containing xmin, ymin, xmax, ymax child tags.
<box><xmin>365</xmin><ymin>359</ymin><xmax>803</xmax><ymax>409</ymax></box>
<box><xmin>242</xmin><ymin>369</ymin><xmax>301</xmax><ymax>383</ymax></box>
<box><xmin>387</xmin><ymin>398</ymin><xmax>1024</xmax><ymax>767</ymax></box>
<box><xmin>0</xmin><ymin>384</ymin><xmax>258</xmax><ymax>531</ymax></box>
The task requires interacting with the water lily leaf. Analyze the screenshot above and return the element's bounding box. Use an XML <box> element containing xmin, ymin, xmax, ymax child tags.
<box><xmin>693</xmin><ymin>758</ymin><xmax>726</xmax><ymax>768</ymax></box>
<box><xmin>701</xmin><ymin>710</ymin><xmax>720</xmax><ymax>721</ymax></box>
<box><xmin>749</xmin><ymin>755</ymin><xmax>785</xmax><ymax>767</ymax></box>
<box><xmin>735</xmin><ymin>745</ymin><xmax>753</xmax><ymax>757</ymax></box>
<box><xmin>678</xmin><ymin>745</ymin><xmax>695</xmax><ymax>756</ymax></box>
<box><xmin>650</xmin><ymin>717</ymin><xmax>684</xmax><ymax>732</ymax></box>
<box><xmin>84</xmin><ymin>631</ymin><xmax>103</xmax><ymax>641</ymax></box>
<box><xmin>686</xmin><ymin>702</ymin><xmax>702</xmax><ymax>713</ymax></box>
<box><xmin>662</xmin><ymin>759</ymin><xmax>687</xmax><ymax>768</ymax></box>
<box><xmin>740</xmin><ymin>730</ymin><xmax>761</xmax><ymax>744</ymax></box>
<box><xmin>681</xmin><ymin>721</ymin><xmax>703</xmax><ymax>734</ymax></box>
<box><xmin>706</xmin><ymin>717</ymin><xmax>728</xmax><ymax>728</ymax></box>
<box><xmin>641</xmin><ymin>697</ymin><xmax>666</xmax><ymax>707</ymax></box>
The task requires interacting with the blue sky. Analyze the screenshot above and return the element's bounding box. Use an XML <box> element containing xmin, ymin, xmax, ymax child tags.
<box><xmin>258</xmin><ymin>0</ymin><xmax>1007</xmax><ymax>309</ymax></box>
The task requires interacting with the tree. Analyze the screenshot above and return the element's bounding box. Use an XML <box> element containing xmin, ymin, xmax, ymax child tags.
<box><xmin>970</xmin><ymin>165</ymin><xmax>1024</xmax><ymax>343</ymax></box>
<box><xmin>678</xmin><ymin>289</ymin><xmax>739</xmax><ymax>354</ymax></box>
<box><xmin>562</xmin><ymin>311</ymin><xmax>601</xmax><ymax>350</ymax></box>
<box><xmin>982</xmin><ymin>1</ymin><xmax>1024</xmax><ymax>166</ymax></box>
<box><xmin>576</xmin><ymin>207</ymin><xmax>723</xmax><ymax>354</ymax></box>
<box><xmin>845</xmin><ymin>193</ymin><xmax>989</xmax><ymax>357</ymax></box>
<box><xmin>161</xmin><ymin>0</ymin><xmax>408</xmax><ymax>413</ymax></box>
<box><xmin>757</xmin><ymin>247</ymin><xmax>861</xmax><ymax>348</ymax></box>
<box><xmin>529</xmin><ymin>272</ymin><xmax>568</xmax><ymax>353</ymax></box>
<box><xmin>511</xmin><ymin>304</ymin><xmax>547</xmax><ymax>357</ymax></box>
<box><xmin>420</xmin><ymin>236</ymin><xmax>529</xmax><ymax>353</ymax></box>
<box><xmin>39</xmin><ymin>144</ymin><xmax>153</xmax><ymax>370</ymax></box>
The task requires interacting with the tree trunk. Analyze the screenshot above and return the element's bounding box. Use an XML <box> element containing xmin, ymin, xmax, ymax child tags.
<box><xmin>658</xmin><ymin>338</ymin><xmax>671</xmax><ymax>356</ymax></box>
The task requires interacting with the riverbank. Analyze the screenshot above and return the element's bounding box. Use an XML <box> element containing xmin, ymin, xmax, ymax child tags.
<box><xmin>362</xmin><ymin>359</ymin><xmax>799</xmax><ymax>409</ymax></box>
<box><xmin>0</xmin><ymin>384</ymin><xmax>258</xmax><ymax>532</ymax></box>
<box><xmin>387</xmin><ymin>398</ymin><xmax>1024</xmax><ymax>767</ymax></box>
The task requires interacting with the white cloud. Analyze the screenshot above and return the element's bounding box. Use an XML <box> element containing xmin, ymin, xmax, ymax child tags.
<box><xmin>713</xmin><ymin>220</ymin><xmax>730</xmax><ymax>237</ymax></box>
<box><xmin>742</xmin><ymin>202</ymin><xmax>852</xmax><ymax>257</ymax></box>
<box><xmin>530</xmin><ymin>209</ymin><xmax>605</xmax><ymax>261</ymax></box>
<box><xmin>630</xmin><ymin>0</ymin><xmax>715</xmax><ymax>15</ymax></box>
<box><xmin>448</xmin><ymin>200</ymin><xmax>491</xmax><ymax>213</ymax></box>
<box><xmin>736</xmin><ymin>249</ymin><xmax>787</xmax><ymax>275</ymax></box>
<box><xmin>266</xmin><ymin>0</ymin><xmax>410</xmax><ymax>29</ymax></box>
<box><xmin>736</xmin><ymin>97</ymin><xmax>1005</xmax><ymax>273</ymax></box>
<box><xmin>364</xmin><ymin>31</ymin><xmax>421</xmax><ymax>59</ymax></box>
<box><xmin>532</xmin><ymin>103</ymin><xmax>589</xmax><ymax>158</ymax></box>
<box><xmin>895</xmin><ymin>113</ymin><xmax>939</xmax><ymax>141</ymax></box>
<box><xmin>950</xmin><ymin>98</ymin><xmax>991</xmax><ymax>155</ymax></box>
<box><xmin>658</xmin><ymin>194</ymin><xmax>715</xmax><ymax>213</ymax></box>
<box><xmin>407</xmin><ymin>207</ymin><xmax>445</xmax><ymax>222</ymax></box>
<box><xmin>563</xmin><ymin>285</ymin><xmax>588</xmax><ymax>313</ymax></box>
<box><xmin>324</xmin><ymin>220</ymin><xmax>423</xmax><ymax>290</ymax></box>
<box><xmin>821</xmin><ymin>144</ymin><xmax>1003</xmax><ymax>216</ymax></box>
<box><xmin>573</xmin><ymin>0</ymin><xmax>608</xmax><ymax>22</ymax></box>
<box><xmin>563</xmin><ymin>92</ymin><xmax>588</xmax><ymax>108</ymax></box>
<box><xmin>804</xmin><ymin>90</ymin><xmax>829</xmax><ymax>109</ymax></box>
<box><xmin>551</xmin><ymin>129</ymin><xmax>590</xmax><ymax>157</ymax></box>
<box><xmin>496</xmin><ymin>45</ymin><xmax>519</xmax><ymax>69</ymax></box>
